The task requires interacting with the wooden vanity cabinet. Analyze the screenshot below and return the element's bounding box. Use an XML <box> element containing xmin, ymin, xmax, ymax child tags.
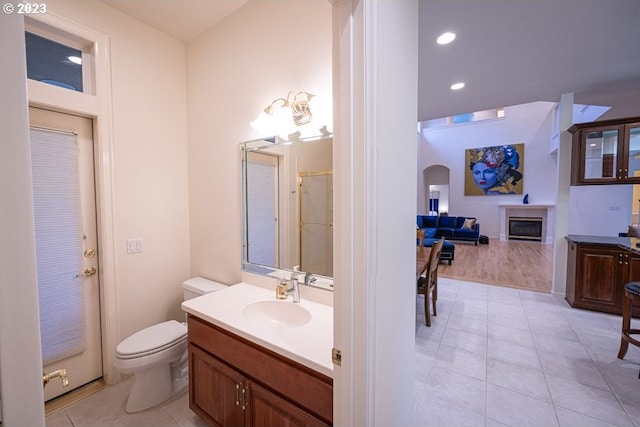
<box><xmin>566</xmin><ymin>241</ymin><xmax>640</xmax><ymax>316</ymax></box>
<box><xmin>569</xmin><ymin>116</ymin><xmax>640</xmax><ymax>185</ymax></box>
<box><xmin>187</xmin><ymin>315</ymin><xmax>332</xmax><ymax>427</ymax></box>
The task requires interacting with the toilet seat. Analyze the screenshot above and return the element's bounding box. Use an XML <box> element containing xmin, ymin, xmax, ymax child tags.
<box><xmin>116</xmin><ymin>320</ymin><xmax>187</xmax><ymax>360</ymax></box>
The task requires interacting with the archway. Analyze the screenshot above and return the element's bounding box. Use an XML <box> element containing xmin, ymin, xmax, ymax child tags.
<box><xmin>422</xmin><ymin>165</ymin><xmax>450</xmax><ymax>215</ymax></box>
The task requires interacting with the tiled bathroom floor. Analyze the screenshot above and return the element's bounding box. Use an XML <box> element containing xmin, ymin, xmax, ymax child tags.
<box><xmin>45</xmin><ymin>379</ymin><xmax>205</xmax><ymax>427</ymax></box>
<box><xmin>46</xmin><ymin>278</ymin><xmax>640</xmax><ymax>427</ymax></box>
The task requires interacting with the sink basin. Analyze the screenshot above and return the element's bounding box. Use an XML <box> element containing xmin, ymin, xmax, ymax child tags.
<box><xmin>242</xmin><ymin>300</ymin><xmax>312</xmax><ymax>328</ymax></box>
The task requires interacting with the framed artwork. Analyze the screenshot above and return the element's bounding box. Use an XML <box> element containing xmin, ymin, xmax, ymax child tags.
<box><xmin>464</xmin><ymin>143</ymin><xmax>524</xmax><ymax>195</ymax></box>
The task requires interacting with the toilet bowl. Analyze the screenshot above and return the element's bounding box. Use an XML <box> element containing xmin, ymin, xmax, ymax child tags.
<box><xmin>114</xmin><ymin>277</ymin><xmax>227</xmax><ymax>413</ymax></box>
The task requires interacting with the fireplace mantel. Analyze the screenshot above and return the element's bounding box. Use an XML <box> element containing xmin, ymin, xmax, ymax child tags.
<box><xmin>498</xmin><ymin>204</ymin><xmax>555</xmax><ymax>244</ymax></box>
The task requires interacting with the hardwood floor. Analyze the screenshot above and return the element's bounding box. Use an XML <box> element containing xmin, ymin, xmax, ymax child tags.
<box><xmin>438</xmin><ymin>239</ymin><xmax>553</xmax><ymax>292</ymax></box>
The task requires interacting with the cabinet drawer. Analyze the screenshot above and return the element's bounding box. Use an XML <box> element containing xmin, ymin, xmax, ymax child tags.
<box><xmin>188</xmin><ymin>315</ymin><xmax>333</xmax><ymax>424</ymax></box>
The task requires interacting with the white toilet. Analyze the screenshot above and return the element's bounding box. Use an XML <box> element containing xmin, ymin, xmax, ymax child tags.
<box><xmin>114</xmin><ymin>277</ymin><xmax>227</xmax><ymax>413</ymax></box>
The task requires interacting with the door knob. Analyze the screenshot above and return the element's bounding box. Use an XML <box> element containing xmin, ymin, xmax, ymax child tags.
<box><xmin>77</xmin><ymin>267</ymin><xmax>97</xmax><ymax>278</ymax></box>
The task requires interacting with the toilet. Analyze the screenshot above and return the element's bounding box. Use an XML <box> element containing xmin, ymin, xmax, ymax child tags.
<box><xmin>114</xmin><ymin>277</ymin><xmax>228</xmax><ymax>413</ymax></box>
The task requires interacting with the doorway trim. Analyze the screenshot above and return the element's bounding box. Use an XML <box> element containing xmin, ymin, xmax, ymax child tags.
<box><xmin>26</xmin><ymin>12</ymin><xmax>120</xmax><ymax>384</ymax></box>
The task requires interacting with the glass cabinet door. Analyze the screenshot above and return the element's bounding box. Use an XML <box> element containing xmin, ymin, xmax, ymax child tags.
<box><xmin>626</xmin><ymin>125</ymin><xmax>640</xmax><ymax>180</ymax></box>
<box><xmin>583</xmin><ymin>128</ymin><xmax>619</xmax><ymax>180</ymax></box>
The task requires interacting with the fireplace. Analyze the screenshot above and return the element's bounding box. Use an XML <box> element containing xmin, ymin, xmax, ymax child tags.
<box><xmin>499</xmin><ymin>204</ymin><xmax>554</xmax><ymax>244</ymax></box>
<box><xmin>508</xmin><ymin>217</ymin><xmax>543</xmax><ymax>241</ymax></box>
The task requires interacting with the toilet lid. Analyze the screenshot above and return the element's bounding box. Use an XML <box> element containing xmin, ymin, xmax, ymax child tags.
<box><xmin>183</xmin><ymin>277</ymin><xmax>228</xmax><ymax>295</ymax></box>
<box><xmin>116</xmin><ymin>320</ymin><xmax>187</xmax><ymax>357</ymax></box>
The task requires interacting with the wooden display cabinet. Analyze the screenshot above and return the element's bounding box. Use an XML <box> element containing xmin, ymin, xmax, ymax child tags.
<box><xmin>569</xmin><ymin>116</ymin><xmax>640</xmax><ymax>185</ymax></box>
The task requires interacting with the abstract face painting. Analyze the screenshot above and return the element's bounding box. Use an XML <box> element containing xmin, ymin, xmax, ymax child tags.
<box><xmin>465</xmin><ymin>143</ymin><xmax>524</xmax><ymax>195</ymax></box>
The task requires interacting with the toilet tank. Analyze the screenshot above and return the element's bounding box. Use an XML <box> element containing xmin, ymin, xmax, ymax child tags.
<box><xmin>182</xmin><ymin>277</ymin><xmax>228</xmax><ymax>301</ymax></box>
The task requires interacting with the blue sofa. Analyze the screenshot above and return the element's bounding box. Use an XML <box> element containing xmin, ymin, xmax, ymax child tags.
<box><xmin>417</xmin><ymin>215</ymin><xmax>480</xmax><ymax>245</ymax></box>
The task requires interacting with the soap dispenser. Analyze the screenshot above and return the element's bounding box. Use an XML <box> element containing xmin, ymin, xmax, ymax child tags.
<box><xmin>276</xmin><ymin>274</ymin><xmax>288</xmax><ymax>299</ymax></box>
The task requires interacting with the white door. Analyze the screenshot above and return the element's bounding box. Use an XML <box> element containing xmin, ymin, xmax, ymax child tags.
<box><xmin>29</xmin><ymin>107</ymin><xmax>102</xmax><ymax>402</ymax></box>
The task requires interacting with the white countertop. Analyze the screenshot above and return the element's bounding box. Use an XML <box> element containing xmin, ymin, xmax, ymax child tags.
<box><xmin>181</xmin><ymin>282</ymin><xmax>334</xmax><ymax>377</ymax></box>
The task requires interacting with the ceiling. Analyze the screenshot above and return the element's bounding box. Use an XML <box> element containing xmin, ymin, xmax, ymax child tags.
<box><xmin>419</xmin><ymin>0</ymin><xmax>640</xmax><ymax>121</ymax></box>
<box><xmin>99</xmin><ymin>0</ymin><xmax>250</xmax><ymax>42</ymax></box>
<box><xmin>99</xmin><ymin>0</ymin><xmax>640</xmax><ymax>122</ymax></box>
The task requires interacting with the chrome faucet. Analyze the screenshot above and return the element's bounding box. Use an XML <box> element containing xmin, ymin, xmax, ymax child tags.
<box><xmin>276</xmin><ymin>270</ymin><xmax>300</xmax><ymax>303</ymax></box>
<box><xmin>304</xmin><ymin>271</ymin><xmax>316</xmax><ymax>286</ymax></box>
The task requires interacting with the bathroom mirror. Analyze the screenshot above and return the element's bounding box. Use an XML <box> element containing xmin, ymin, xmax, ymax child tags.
<box><xmin>240</xmin><ymin>134</ymin><xmax>333</xmax><ymax>291</ymax></box>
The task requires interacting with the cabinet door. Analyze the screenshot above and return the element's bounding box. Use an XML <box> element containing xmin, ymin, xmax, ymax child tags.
<box><xmin>578</xmin><ymin>125</ymin><xmax>623</xmax><ymax>183</ymax></box>
<box><xmin>246</xmin><ymin>381</ymin><xmax>330</xmax><ymax>427</ymax></box>
<box><xmin>565</xmin><ymin>241</ymin><xmax>578</xmax><ymax>306</ymax></box>
<box><xmin>622</xmin><ymin>123</ymin><xmax>640</xmax><ymax>182</ymax></box>
<box><xmin>625</xmin><ymin>252</ymin><xmax>640</xmax><ymax>282</ymax></box>
<box><xmin>575</xmin><ymin>245</ymin><xmax>622</xmax><ymax>313</ymax></box>
<box><xmin>189</xmin><ymin>344</ymin><xmax>245</xmax><ymax>427</ymax></box>
<box><xmin>623</xmin><ymin>252</ymin><xmax>640</xmax><ymax>317</ymax></box>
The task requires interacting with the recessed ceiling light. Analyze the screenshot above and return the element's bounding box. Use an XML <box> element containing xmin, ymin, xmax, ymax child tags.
<box><xmin>450</xmin><ymin>82</ymin><xmax>465</xmax><ymax>90</ymax></box>
<box><xmin>67</xmin><ymin>55</ymin><xmax>82</xmax><ymax>65</ymax></box>
<box><xmin>436</xmin><ymin>32</ymin><xmax>456</xmax><ymax>45</ymax></box>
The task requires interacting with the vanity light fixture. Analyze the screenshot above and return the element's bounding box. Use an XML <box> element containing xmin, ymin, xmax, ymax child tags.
<box><xmin>67</xmin><ymin>55</ymin><xmax>82</xmax><ymax>65</ymax></box>
<box><xmin>251</xmin><ymin>91</ymin><xmax>331</xmax><ymax>139</ymax></box>
<box><xmin>450</xmin><ymin>82</ymin><xmax>465</xmax><ymax>90</ymax></box>
<box><xmin>436</xmin><ymin>31</ymin><xmax>456</xmax><ymax>45</ymax></box>
<box><xmin>263</xmin><ymin>91</ymin><xmax>315</xmax><ymax>126</ymax></box>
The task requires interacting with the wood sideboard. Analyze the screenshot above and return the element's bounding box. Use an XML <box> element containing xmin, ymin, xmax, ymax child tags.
<box><xmin>566</xmin><ymin>235</ymin><xmax>640</xmax><ymax>317</ymax></box>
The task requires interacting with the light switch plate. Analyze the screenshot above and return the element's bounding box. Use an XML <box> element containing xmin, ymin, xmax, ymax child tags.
<box><xmin>127</xmin><ymin>238</ymin><xmax>143</xmax><ymax>254</ymax></box>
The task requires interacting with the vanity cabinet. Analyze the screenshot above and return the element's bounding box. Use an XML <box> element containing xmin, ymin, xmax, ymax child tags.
<box><xmin>187</xmin><ymin>315</ymin><xmax>332</xmax><ymax>427</ymax></box>
<box><xmin>569</xmin><ymin>116</ymin><xmax>640</xmax><ymax>185</ymax></box>
<box><xmin>566</xmin><ymin>241</ymin><xmax>640</xmax><ymax>316</ymax></box>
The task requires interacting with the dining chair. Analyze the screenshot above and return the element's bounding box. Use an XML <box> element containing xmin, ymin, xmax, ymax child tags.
<box><xmin>417</xmin><ymin>236</ymin><xmax>444</xmax><ymax>327</ymax></box>
<box><xmin>417</xmin><ymin>228</ymin><xmax>425</xmax><ymax>247</ymax></box>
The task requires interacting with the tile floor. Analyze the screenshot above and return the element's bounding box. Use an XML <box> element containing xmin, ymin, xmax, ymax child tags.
<box><xmin>45</xmin><ymin>278</ymin><xmax>640</xmax><ymax>427</ymax></box>
<box><xmin>415</xmin><ymin>278</ymin><xmax>640</xmax><ymax>427</ymax></box>
<box><xmin>45</xmin><ymin>380</ymin><xmax>205</xmax><ymax>427</ymax></box>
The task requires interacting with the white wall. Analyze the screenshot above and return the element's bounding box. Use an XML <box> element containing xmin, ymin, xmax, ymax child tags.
<box><xmin>185</xmin><ymin>0</ymin><xmax>332</xmax><ymax>284</ymax></box>
<box><xmin>418</xmin><ymin>101</ymin><xmax>558</xmax><ymax>238</ymax></box>
<box><xmin>569</xmin><ymin>185</ymin><xmax>633</xmax><ymax>236</ymax></box>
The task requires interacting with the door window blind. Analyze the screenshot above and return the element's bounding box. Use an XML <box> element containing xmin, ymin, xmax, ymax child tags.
<box><xmin>30</xmin><ymin>128</ymin><xmax>86</xmax><ymax>365</ymax></box>
<box><xmin>247</xmin><ymin>161</ymin><xmax>277</xmax><ymax>267</ymax></box>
